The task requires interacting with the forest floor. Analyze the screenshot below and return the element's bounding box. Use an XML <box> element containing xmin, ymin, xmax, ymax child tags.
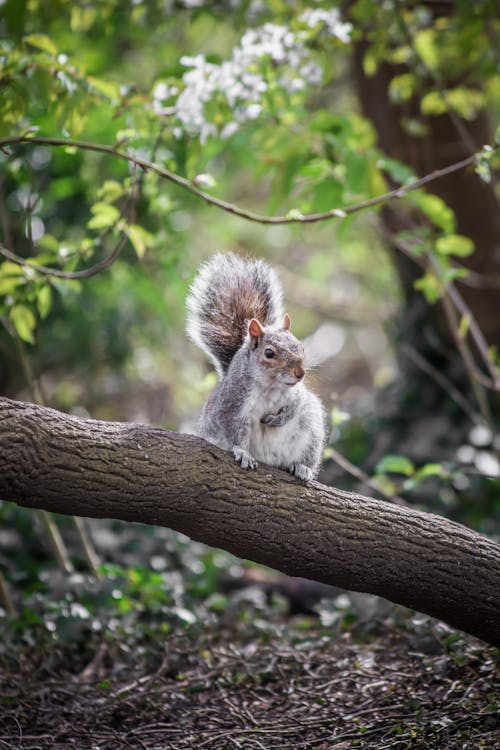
<box><xmin>1</xmin><ymin>401</ymin><xmax>499</xmax><ymax>750</ymax></box>
<box><xmin>1</xmin><ymin>593</ymin><xmax>499</xmax><ymax>750</ymax></box>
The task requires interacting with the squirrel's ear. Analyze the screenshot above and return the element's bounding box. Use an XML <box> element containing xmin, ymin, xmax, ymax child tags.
<box><xmin>283</xmin><ymin>313</ymin><xmax>291</xmax><ymax>331</ymax></box>
<box><xmin>249</xmin><ymin>318</ymin><xmax>265</xmax><ymax>342</ymax></box>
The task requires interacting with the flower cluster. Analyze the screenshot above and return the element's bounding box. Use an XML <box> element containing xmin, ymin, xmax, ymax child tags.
<box><xmin>299</xmin><ymin>8</ymin><xmax>353</xmax><ymax>44</ymax></box>
<box><xmin>152</xmin><ymin>9</ymin><xmax>353</xmax><ymax>143</ymax></box>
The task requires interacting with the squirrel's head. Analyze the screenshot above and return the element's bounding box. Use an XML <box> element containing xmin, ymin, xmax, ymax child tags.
<box><xmin>247</xmin><ymin>314</ymin><xmax>305</xmax><ymax>387</ymax></box>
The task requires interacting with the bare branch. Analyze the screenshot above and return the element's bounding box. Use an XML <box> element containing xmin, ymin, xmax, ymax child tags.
<box><xmin>0</xmin><ymin>135</ymin><xmax>478</xmax><ymax>226</ymax></box>
<box><xmin>0</xmin><ymin>234</ymin><xmax>129</xmax><ymax>279</ymax></box>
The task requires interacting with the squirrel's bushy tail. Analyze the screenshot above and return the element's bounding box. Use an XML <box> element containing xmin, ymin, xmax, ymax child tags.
<box><xmin>186</xmin><ymin>252</ymin><xmax>284</xmax><ymax>375</ymax></box>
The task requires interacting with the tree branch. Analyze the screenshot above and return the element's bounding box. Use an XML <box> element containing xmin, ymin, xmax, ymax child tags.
<box><xmin>0</xmin><ymin>135</ymin><xmax>477</xmax><ymax>226</ymax></box>
<box><xmin>0</xmin><ymin>397</ymin><xmax>499</xmax><ymax>645</ymax></box>
<box><xmin>0</xmin><ymin>235</ymin><xmax>128</xmax><ymax>280</ymax></box>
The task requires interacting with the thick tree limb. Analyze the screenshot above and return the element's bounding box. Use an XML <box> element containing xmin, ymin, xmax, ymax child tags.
<box><xmin>0</xmin><ymin>397</ymin><xmax>499</xmax><ymax>646</ymax></box>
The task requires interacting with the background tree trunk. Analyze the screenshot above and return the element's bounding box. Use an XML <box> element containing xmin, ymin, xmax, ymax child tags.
<box><xmin>0</xmin><ymin>396</ymin><xmax>499</xmax><ymax>646</ymax></box>
<box><xmin>353</xmin><ymin>40</ymin><xmax>500</xmax><ymax>369</ymax></box>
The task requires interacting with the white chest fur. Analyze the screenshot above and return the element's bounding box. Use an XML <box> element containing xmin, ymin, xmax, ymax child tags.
<box><xmin>245</xmin><ymin>383</ymin><xmax>308</xmax><ymax>468</ymax></box>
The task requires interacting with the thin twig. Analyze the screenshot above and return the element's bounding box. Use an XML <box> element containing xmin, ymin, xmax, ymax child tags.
<box><xmin>0</xmin><ymin>166</ymin><xmax>136</xmax><ymax>280</ymax></box>
<box><xmin>0</xmin><ymin>570</ymin><xmax>15</xmax><ymax>616</ymax></box>
<box><xmin>72</xmin><ymin>516</ymin><xmax>102</xmax><ymax>579</ymax></box>
<box><xmin>0</xmin><ymin>135</ymin><xmax>478</xmax><ymax>226</ymax></box>
<box><xmin>37</xmin><ymin>509</ymin><xmax>75</xmax><ymax>575</ymax></box>
<box><xmin>326</xmin><ymin>446</ymin><xmax>408</xmax><ymax>506</ymax></box>
<box><xmin>447</xmin><ymin>282</ymin><xmax>500</xmax><ymax>388</ymax></box>
<box><xmin>439</xmin><ymin>285</ymin><xmax>494</xmax><ymax>430</ymax></box>
<box><xmin>400</xmin><ymin>344</ymin><xmax>480</xmax><ymax>424</ymax></box>
<box><xmin>0</xmin><ymin>233</ymin><xmax>128</xmax><ymax>279</ymax></box>
<box><xmin>388</xmin><ymin>230</ymin><xmax>500</xmax><ymax>393</ymax></box>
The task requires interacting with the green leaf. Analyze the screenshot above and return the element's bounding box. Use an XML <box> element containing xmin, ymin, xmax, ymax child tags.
<box><xmin>87</xmin><ymin>202</ymin><xmax>120</xmax><ymax>230</ymax></box>
<box><xmin>422</xmin><ymin>88</ymin><xmax>485</xmax><ymax>120</ymax></box>
<box><xmin>435</xmin><ymin>234</ymin><xmax>474</xmax><ymax>258</ymax></box>
<box><xmin>0</xmin><ymin>262</ymin><xmax>26</xmax><ymax>296</ymax></box>
<box><xmin>377</xmin><ymin>157</ymin><xmax>415</xmax><ymax>185</ymax></box>
<box><xmin>70</xmin><ymin>6</ymin><xmax>97</xmax><ymax>32</ymax></box>
<box><xmin>414</xmin><ymin>272</ymin><xmax>442</xmax><ymax>304</ymax></box>
<box><xmin>445</xmin><ymin>88</ymin><xmax>485</xmax><ymax>120</ymax></box>
<box><xmin>126</xmin><ymin>224</ymin><xmax>153</xmax><ymax>259</ymax></box>
<box><xmin>37</xmin><ymin>284</ymin><xmax>52</xmax><ymax>319</ymax></box>
<box><xmin>0</xmin><ymin>276</ymin><xmax>23</xmax><ymax>296</ymax></box>
<box><xmin>416</xmin><ymin>463</ymin><xmax>445</xmax><ymax>479</ymax></box>
<box><xmin>404</xmin><ymin>463</ymin><xmax>446</xmax><ymax>490</ymax></box>
<box><xmin>475</xmin><ymin>145</ymin><xmax>495</xmax><ymax>184</ymax></box>
<box><xmin>412</xmin><ymin>193</ymin><xmax>455</xmax><ymax>233</ymax></box>
<box><xmin>312</xmin><ymin>178</ymin><xmax>344</xmax><ymax>213</ymax></box>
<box><xmin>421</xmin><ymin>91</ymin><xmax>447</xmax><ymax>117</ymax></box>
<box><xmin>376</xmin><ymin>455</ymin><xmax>415</xmax><ymax>476</ymax></box>
<box><xmin>458</xmin><ymin>313</ymin><xmax>471</xmax><ymax>339</ymax></box>
<box><xmin>115</xmin><ymin>129</ymin><xmax>138</xmax><ymax>146</ymax></box>
<box><xmin>88</xmin><ymin>76</ymin><xmax>121</xmax><ymax>102</ymax></box>
<box><xmin>37</xmin><ymin>233</ymin><xmax>60</xmax><ymax>253</ymax></box>
<box><xmin>0</xmin><ymin>262</ymin><xmax>26</xmax><ymax>277</ymax></box>
<box><xmin>97</xmin><ymin>181</ymin><xmax>125</xmax><ymax>203</ymax></box>
<box><xmin>24</xmin><ymin>33</ymin><xmax>58</xmax><ymax>56</ymax></box>
<box><xmin>10</xmin><ymin>304</ymin><xmax>36</xmax><ymax>344</ymax></box>
<box><xmin>389</xmin><ymin>73</ymin><xmax>417</xmax><ymax>104</ymax></box>
<box><xmin>414</xmin><ymin>29</ymin><xmax>439</xmax><ymax>71</ymax></box>
<box><xmin>362</xmin><ymin>48</ymin><xmax>378</xmax><ymax>77</ymax></box>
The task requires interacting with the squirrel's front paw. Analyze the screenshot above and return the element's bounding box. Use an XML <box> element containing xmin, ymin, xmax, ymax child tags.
<box><xmin>233</xmin><ymin>447</ymin><xmax>258</xmax><ymax>470</ymax></box>
<box><xmin>290</xmin><ymin>463</ymin><xmax>313</xmax><ymax>482</ymax></box>
<box><xmin>261</xmin><ymin>411</ymin><xmax>285</xmax><ymax>427</ymax></box>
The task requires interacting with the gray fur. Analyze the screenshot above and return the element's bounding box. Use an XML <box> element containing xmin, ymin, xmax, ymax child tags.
<box><xmin>186</xmin><ymin>252</ymin><xmax>284</xmax><ymax>376</ymax></box>
<box><xmin>187</xmin><ymin>253</ymin><xmax>326</xmax><ymax>481</ymax></box>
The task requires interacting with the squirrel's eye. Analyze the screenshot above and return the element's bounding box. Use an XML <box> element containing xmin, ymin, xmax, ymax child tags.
<box><xmin>264</xmin><ymin>348</ymin><xmax>275</xmax><ymax>359</ymax></box>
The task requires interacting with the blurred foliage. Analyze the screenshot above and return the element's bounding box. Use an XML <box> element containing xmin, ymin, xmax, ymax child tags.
<box><xmin>1</xmin><ymin>0</ymin><xmax>498</xmax><ymax>405</ymax></box>
<box><xmin>1</xmin><ymin>0</ymin><xmax>500</xmax><ymax>639</ymax></box>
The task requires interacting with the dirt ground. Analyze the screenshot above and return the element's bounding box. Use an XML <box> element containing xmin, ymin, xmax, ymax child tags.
<box><xmin>1</xmin><ymin>614</ymin><xmax>499</xmax><ymax>750</ymax></box>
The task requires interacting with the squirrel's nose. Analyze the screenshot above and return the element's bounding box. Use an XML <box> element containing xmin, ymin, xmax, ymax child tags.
<box><xmin>294</xmin><ymin>366</ymin><xmax>305</xmax><ymax>380</ymax></box>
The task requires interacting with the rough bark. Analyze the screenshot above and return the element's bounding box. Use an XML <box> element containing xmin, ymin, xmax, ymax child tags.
<box><xmin>0</xmin><ymin>396</ymin><xmax>499</xmax><ymax>646</ymax></box>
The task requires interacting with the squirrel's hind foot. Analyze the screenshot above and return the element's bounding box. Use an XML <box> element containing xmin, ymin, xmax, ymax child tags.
<box><xmin>233</xmin><ymin>446</ymin><xmax>258</xmax><ymax>470</ymax></box>
<box><xmin>289</xmin><ymin>463</ymin><xmax>313</xmax><ymax>482</ymax></box>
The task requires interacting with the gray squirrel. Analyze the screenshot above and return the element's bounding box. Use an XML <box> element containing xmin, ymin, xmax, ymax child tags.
<box><xmin>186</xmin><ymin>252</ymin><xmax>325</xmax><ymax>481</ymax></box>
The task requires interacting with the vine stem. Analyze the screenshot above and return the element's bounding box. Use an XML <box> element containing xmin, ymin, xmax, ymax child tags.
<box><xmin>0</xmin><ymin>134</ymin><xmax>477</xmax><ymax>225</ymax></box>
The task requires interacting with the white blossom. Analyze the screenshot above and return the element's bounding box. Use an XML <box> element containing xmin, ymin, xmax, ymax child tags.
<box><xmin>299</xmin><ymin>61</ymin><xmax>323</xmax><ymax>86</ymax></box>
<box><xmin>221</xmin><ymin>121</ymin><xmax>239</xmax><ymax>139</ymax></box>
<box><xmin>300</xmin><ymin>8</ymin><xmax>353</xmax><ymax>44</ymax></box>
<box><xmin>160</xmin><ymin>8</ymin><xmax>351</xmax><ymax>141</ymax></box>
<box><xmin>153</xmin><ymin>82</ymin><xmax>178</xmax><ymax>101</ymax></box>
